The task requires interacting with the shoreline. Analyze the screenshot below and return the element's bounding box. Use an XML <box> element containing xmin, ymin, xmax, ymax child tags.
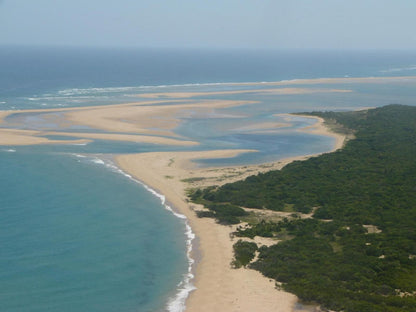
<box><xmin>115</xmin><ymin>115</ymin><xmax>347</xmax><ymax>312</ymax></box>
<box><xmin>0</xmin><ymin>86</ymin><xmax>348</xmax><ymax>311</ymax></box>
<box><xmin>83</xmin><ymin>155</ymin><xmax>198</xmax><ymax>312</ymax></box>
<box><xmin>292</xmin><ymin>114</ymin><xmax>347</xmax><ymax>150</ymax></box>
<box><xmin>0</xmin><ymin>102</ymin><xmax>346</xmax><ymax>311</ymax></box>
<box><xmin>110</xmin><ymin>159</ymin><xmax>198</xmax><ymax>312</ymax></box>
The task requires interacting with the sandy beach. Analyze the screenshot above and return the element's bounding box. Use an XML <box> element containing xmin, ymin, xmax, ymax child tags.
<box><xmin>0</xmin><ymin>82</ymin><xmax>348</xmax><ymax>312</ymax></box>
<box><xmin>288</xmin><ymin>114</ymin><xmax>347</xmax><ymax>150</ymax></box>
<box><xmin>116</xmin><ymin>151</ymin><xmax>299</xmax><ymax>312</ymax></box>
<box><xmin>116</xmin><ymin>115</ymin><xmax>346</xmax><ymax>312</ymax></box>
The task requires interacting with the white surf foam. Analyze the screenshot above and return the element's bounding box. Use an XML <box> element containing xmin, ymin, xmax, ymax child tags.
<box><xmin>49</xmin><ymin>80</ymin><xmax>275</xmax><ymax>98</ymax></box>
<box><xmin>30</xmin><ymin>77</ymin><xmax>364</xmax><ymax>109</ymax></box>
<box><xmin>91</xmin><ymin>158</ymin><xmax>105</xmax><ymax>165</ymax></box>
<box><xmin>78</xmin><ymin>155</ymin><xmax>196</xmax><ymax>312</ymax></box>
<box><xmin>380</xmin><ymin>65</ymin><xmax>416</xmax><ymax>73</ymax></box>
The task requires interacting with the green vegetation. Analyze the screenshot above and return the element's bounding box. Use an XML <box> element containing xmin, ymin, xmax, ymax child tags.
<box><xmin>191</xmin><ymin>188</ymin><xmax>249</xmax><ymax>224</ymax></box>
<box><xmin>181</xmin><ymin>177</ymin><xmax>206</xmax><ymax>183</ymax></box>
<box><xmin>232</xmin><ymin>240</ymin><xmax>258</xmax><ymax>268</ymax></box>
<box><xmin>190</xmin><ymin>105</ymin><xmax>416</xmax><ymax>311</ymax></box>
<box><xmin>249</xmin><ymin>218</ymin><xmax>416</xmax><ymax>311</ymax></box>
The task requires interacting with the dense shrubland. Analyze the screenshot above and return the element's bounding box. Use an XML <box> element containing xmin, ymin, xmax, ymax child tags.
<box><xmin>190</xmin><ymin>105</ymin><xmax>416</xmax><ymax>311</ymax></box>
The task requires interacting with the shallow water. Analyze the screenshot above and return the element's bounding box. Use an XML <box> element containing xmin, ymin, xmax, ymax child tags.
<box><xmin>0</xmin><ymin>150</ymin><xmax>188</xmax><ymax>312</ymax></box>
<box><xmin>1</xmin><ymin>47</ymin><xmax>415</xmax><ymax>311</ymax></box>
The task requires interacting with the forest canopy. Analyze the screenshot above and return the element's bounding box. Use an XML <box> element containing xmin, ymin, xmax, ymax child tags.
<box><xmin>190</xmin><ymin>105</ymin><xmax>416</xmax><ymax>311</ymax></box>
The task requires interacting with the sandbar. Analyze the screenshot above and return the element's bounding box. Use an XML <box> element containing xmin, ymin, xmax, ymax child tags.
<box><xmin>44</xmin><ymin>131</ymin><xmax>198</xmax><ymax>146</ymax></box>
<box><xmin>0</xmin><ymin>129</ymin><xmax>91</xmax><ymax>146</ymax></box>
<box><xmin>0</xmin><ymin>83</ymin><xmax>349</xmax><ymax>311</ymax></box>
<box><xmin>0</xmin><ymin>99</ymin><xmax>255</xmax><ymax>145</ymax></box>
<box><xmin>136</xmin><ymin>87</ymin><xmax>352</xmax><ymax>99</ymax></box>
<box><xmin>226</xmin><ymin>75</ymin><xmax>416</xmax><ymax>87</ymax></box>
<box><xmin>115</xmin><ymin>115</ymin><xmax>346</xmax><ymax>312</ymax></box>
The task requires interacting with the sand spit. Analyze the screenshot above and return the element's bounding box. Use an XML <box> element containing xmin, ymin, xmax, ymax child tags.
<box><xmin>116</xmin><ymin>115</ymin><xmax>346</xmax><ymax>312</ymax></box>
<box><xmin>285</xmin><ymin>114</ymin><xmax>347</xmax><ymax>150</ymax></box>
<box><xmin>0</xmin><ymin>80</ymin><xmax>349</xmax><ymax>311</ymax></box>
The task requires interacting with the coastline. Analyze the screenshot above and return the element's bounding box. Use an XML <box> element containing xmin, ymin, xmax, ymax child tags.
<box><xmin>292</xmin><ymin>114</ymin><xmax>347</xmax><ymax>150</ymax></box>
<box><xmin>115</xmin><ymin>115</ymin><xmax>347</xmax><ymax>312</ymax></box>
<box><xmin>0</xmin><ymin>81</ymin><xmax>350</xmax><ymax>311</ymax></box>
<box><xmin>0</xmin><ymin>94</ymin><xmax>347</xmax><ymax>311</ymax></box>
<box><xmin>1</xmin><ymin>42</ymin><xmax>415</xmax><ymax>312</ymax></box>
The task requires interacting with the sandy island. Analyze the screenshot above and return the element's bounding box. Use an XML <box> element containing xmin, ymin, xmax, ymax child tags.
<box><xmin>0</xmin><ymin>83</ymin><xmax>349</xmax><ymax>311</ymax></box>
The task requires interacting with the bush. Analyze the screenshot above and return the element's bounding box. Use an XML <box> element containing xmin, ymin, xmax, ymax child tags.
<box><xmin>232</xmin><ymin>240</ymin><xmax>258</xmax><ymax>268</ymax></box>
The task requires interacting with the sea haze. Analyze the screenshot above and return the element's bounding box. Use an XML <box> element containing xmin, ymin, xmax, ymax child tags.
<box><xmin>1</xmin><ymin>46</ymin><xmax>416</xmax><ymax>101</ymax></box>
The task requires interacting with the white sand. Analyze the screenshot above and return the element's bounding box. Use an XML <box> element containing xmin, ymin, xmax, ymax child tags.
<box><xmin>116</xmin><ymin>151</ymin><xmax>300</xmax><ymax>312</ymax></box>
<box><xmin>115</xmin><ymin>114</ymin><xmax>347</xmax><ymax>312</ymax></box>
<box><xmin>0</xmin><ymin>81</ymin><xmax>351</xmax><ymax>311</ymax></box>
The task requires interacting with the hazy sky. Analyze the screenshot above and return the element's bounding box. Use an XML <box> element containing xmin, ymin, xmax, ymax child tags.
<box><xmin>1</xmin><ymin>0</ymin><xmax>415</xmax><ymax>50</ymax></box>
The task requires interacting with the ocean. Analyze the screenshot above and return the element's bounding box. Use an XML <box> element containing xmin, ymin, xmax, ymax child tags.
<box><xmin>0</xmin><ymin>46</ymin><xmax>415</xmax><ymax>311</ymax></box>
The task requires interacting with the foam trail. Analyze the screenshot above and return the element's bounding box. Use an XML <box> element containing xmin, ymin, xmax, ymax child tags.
<box><xmin>380</xmin><ymin>65</ymin><xmax>416</xmax><ymax>73</ymax></box>
<box><xmin>91</xmin><ymin>158</ymin><xmax>105</xmax><ymax>165</ymax></box>
<box><xmin>27</xmin><ymin>76</ymin><xmax>367</xmax><ymax>111</ymax></box>
<box><xmin>79</xmin><ymin>155</ymin><xmax>196</xmax><ymax>312</ymax></box>
<box><xmin>48</xmin><ymin>80</ymin><xmax>276</xmax><ymax>98</ymax></box>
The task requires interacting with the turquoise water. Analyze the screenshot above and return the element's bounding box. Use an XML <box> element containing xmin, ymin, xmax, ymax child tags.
<box><xmin>0</xmin><ymin>47</ymin><xmax>416</xmax><ymax>312</ymax></box>
<box><xmin>0</xmin><ymin>150</ymin><xmax>189</xmax><ymax>312</ymax></box>
<box><xmin>175</xmin><ymin>115</ymin><xmax>335</xmax><ymax>166</ymax></box>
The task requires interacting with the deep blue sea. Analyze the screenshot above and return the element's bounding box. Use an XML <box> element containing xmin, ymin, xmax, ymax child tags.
<box><xmin>0</xmin><ymin>46</ymin><xmax>415</xmax><ymax>312</ymax></box>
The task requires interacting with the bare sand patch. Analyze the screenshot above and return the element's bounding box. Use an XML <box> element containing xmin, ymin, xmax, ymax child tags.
<box><xmin>116</xmin><ymin>150</ymin><xmax>300</xmax><ymax>312</ymax></box>
<box><xmin>44</xmin><ymin>131</ymin><xmax>198</xmax><ymax>146</ymax></box>
<box><xmin>115</xmin><ymin>114</ymin><xmax>347</xmax><ymax>312</ymax></box>
<box><xmin>294</xmin><ymin>114</ymin><xmax>347</xmax><ymax>150</ymax></box>
<box><xmin>228</xmin><ymin>121</ymin><xmax>292</xmax><ymax>134</ymax></box>
<box><xmin>277</xmin><ymin>113</ymin><xmax>347</xmax><ymax>150</ymax></box>
<box><xmin>227</xmin><ymin>76</ymin><xmax>416</xmax><ymax>87</ymax></box>
<box><xmin>0</xmin><ymin>129</ymin><xmax>91</xmax><ymax>146</ymax></box>
<box><xmin>0</xmin><ymin>99</ymin><xmax>254</xmax><ymax>146</ymax></box>
<box><xmin>0</xmin><ymin>81</ymin><xmax>353</xmax><ymax>311</ymax></box>
<box><xmin>63</xmin><ymin>100</ymin><xmax>255</xmax><ymax>136</ymax></box>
